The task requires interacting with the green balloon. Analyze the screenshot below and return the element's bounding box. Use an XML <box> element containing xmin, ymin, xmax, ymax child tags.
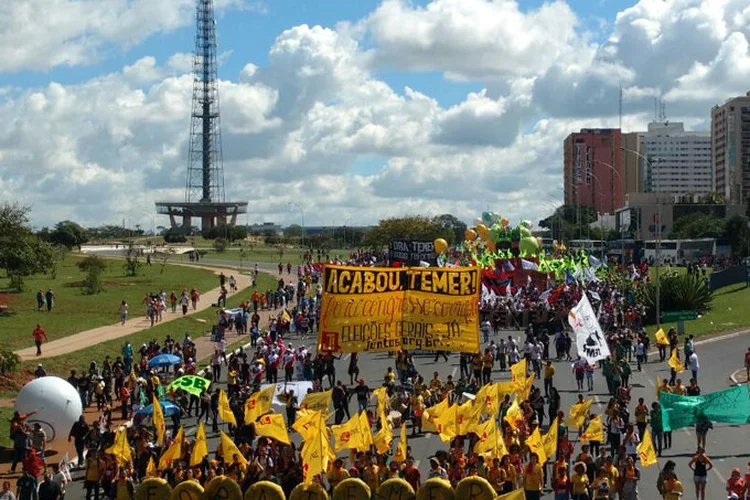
<box><xmin>519</xmin><ymin>236</ymin><xmax>539</xmax><ymax>255</ymax></box>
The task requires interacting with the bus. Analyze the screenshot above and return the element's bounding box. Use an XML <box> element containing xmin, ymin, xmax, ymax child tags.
<box><xmin>643</xmin><ymin>238</ymin><xmax>729</xmax><ymax>265</ymax></box>
<box><xmin>568</xmin><ymin>240</ymin><xmax>607</xmax><ymax>252</ymax></box>
<box><xmin>607</xmin><ymin>239</ymin><xmax>644</xmax><ymax>264</ymax></box>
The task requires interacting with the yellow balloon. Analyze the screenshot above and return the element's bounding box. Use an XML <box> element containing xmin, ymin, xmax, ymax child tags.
<box><xmin>476</xmin><ymin>224</ymin><xmax>489</xmax><ymax>240</ymax></box>
<box><xmin>433</xmin><ymin>238</ymin><xmax>448</xmax><ymax>254</ymax></box>
<box><xmin>171</xmin><ymin>481</ymin><xmax>203</xmax><ymax>500</ymax></box>
<box><xmin>500</xmin><ymin>218</ymin><xmax>510</xmax><ymax>227</ymax></box>
<box><xmin>464</xmin><ymin>229</ymin><xmax>477</xmax><ymax>241</ymax></box>
<box><xmin>136</xmin><ymin>478</ymin><xmax>172</xmax><ymax>500</ymax></box>
<box><xmin>206</xmin><ymin>476</ymin><xmax>242</xmax><ymax>500</ymax></box>
<box><xmin>486</xmin><ymin>240</ymin><xmax>496</xmax><ymax>253</ymax></box>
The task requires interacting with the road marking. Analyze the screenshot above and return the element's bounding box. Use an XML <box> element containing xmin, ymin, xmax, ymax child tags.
<box><xmin>343</xmin><ymin>354</ymin><xmax>351</xmax><ymax>361</ymax></box>
<box><xmin>648</xmin><ymin>378</ymin><xmax>655</xmax><ymax>387</ymax></box>
<box><xmin>713</xmin><ymin>466</ymin><xmax>726</xmax><ymax>484</ymax></box>
<box><xmin>451</xmin><ymin>367</ymin><xmax>457</xmax><ymax>378</ymax></box>
<box><xmin>414</xmin><ymin>460</ymin><xmax>421</xmax><ymax>469</ymax></box>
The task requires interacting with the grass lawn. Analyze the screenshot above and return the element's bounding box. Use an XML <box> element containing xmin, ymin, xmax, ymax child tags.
<box><xmin>179</xmin><ymin>245</ymin><xmax>350</xmax><ymax>266</ymax></box>
<box><xmin>0</xmin><ymin>257</ymin><xmax>218</xmax><ymax>352</ymax></box>
<box><xmin>12</xmin><ymin>271</ymin><xmax>278</xmax><ymax>380</ymax></box>
<box><xmin>647</xmin><ymin>282</ymin><xmax>750</xmax><ymax>339</ymax></box>
<box><xmin>0</xmin><ymin>407</ymin><xmax>13</xmax><ymax>448</ymax></box>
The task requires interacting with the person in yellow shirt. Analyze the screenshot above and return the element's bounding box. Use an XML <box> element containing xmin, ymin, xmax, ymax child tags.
<box><xmin>592</xmin><ymin>467</ymin><xmax>611</xmax><ymax>500</ymax></box>
<box><xmin>327</xmin><ymin>458</ymin><xmax>349</xmax><ymax>493</ymax></box>
<box><xmin>544</xmin><ymin>360</ymin><xmax>556</xmax><ymax>398</ymax></box>
<box><xmin>634</xmin><ymin>397</ymin><xmax>649</xmax><ymax>438</ymax></box>
<box><xmin>471</xmin><ymin>354</ymin><xmax>484</xmax><ymax>381</ymax></box>
<box><xmin>488</xmin><ymin>457</ymin><xmax>506</xmax><ymax>494</ymax></box>
<box><xmin>602</xmin><ymin>456</ymin><xmax>619</xmax><ymax>493</ymax></box>
<box><xmin>662</xmin><ymin>471</ymin><xmax>685</xmax><ymax>500</ymax></box>
<box><xmin>361</xmin><ymin>455</ymin><xmax>380</xmax><ymax>493</ymax></box>
<box><xmin>499</xmin><ymin>455</ymin><xmax>516</xmax><ymax>495</ymax></box>
<box><xmin>673</xmin><ymin>379</ymin><xmax>687</xmax><ymax>396</ymax></box>
<box><xmin>482</xmin><ymin>349</ymin><xmax>494</xmax><ymax>385</ymax></box>
<box><xmin>523</xmin><ymin>453</ymin><xmax>544</xmax><ymax>498</ymax></box>
<box><xmin>570</xmin><ymin>462</ymin><xmax>590</xmax><ymax>500</ymax></box>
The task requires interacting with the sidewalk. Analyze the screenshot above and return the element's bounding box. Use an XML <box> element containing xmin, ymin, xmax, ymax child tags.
<box><xmin>15</xmin><ymin>265</ymin><xmax>246</xmax><ymax>361</ymax></box>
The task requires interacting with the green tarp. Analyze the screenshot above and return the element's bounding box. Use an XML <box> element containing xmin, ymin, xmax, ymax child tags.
<box><xmin>167</xmin><ymin>375</ymin><xmax>211</xmax><ymax>397</ymax></box>
<box><xmin>660</xmin><ymin>384</ymin><xmax>750</xmax><ymax>432</ymax></box>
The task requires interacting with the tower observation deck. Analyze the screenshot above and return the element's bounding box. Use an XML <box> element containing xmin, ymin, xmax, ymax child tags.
<box><xmin>156</xmin><ymin>0</ymin><xmax>247</xmax><ymax>230</ymax></box>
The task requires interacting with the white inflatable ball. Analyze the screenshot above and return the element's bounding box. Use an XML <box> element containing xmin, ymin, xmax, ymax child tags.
<box><xmin>14</xmin><ymin>376</ymin><xmax>82</xmax><ymax>443</ymax></box>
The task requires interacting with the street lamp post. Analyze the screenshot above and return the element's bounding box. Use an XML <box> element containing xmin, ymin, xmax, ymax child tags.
<box><xmin>593</xmin><ymin>159</ymin><xmax>627</xmax><ymax>270</ymax></box>
<box><xmin>621</xmin><ymin>147</ymin><xmax>661</xmax><ymax>326</ymax></box>
<box><xmin>288</xmin><ymin>202</ymin><xmax>306</xmax><ymax>249</ymax></box>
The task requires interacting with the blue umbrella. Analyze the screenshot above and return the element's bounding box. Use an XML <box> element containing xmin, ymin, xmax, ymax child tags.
<box><xmin>135</xmin><ymin>401</ymin><xmax>181</xmax><ymax>417</ymax></box>
<box><xmin>147</xmin><ymin>353</ymin><xmax>181</xmax><ymax>368</ymax></box>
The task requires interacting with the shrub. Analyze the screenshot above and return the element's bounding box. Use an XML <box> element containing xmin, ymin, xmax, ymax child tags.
<box><xmin>639</xmin><ymin>272</ymin><xmax>712</xmax><ymax>323</ymax></box>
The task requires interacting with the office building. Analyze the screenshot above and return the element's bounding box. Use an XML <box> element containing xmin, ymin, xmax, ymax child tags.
<box><xmin>639</xmin><ymin>121</ymin><xmax>712</xmax><ymax>195</ymax></box>
<box><xmin>711</xmin><ymin>92</ymin><xmax>750</xmax><ymax>203</ymax></box>
<box><xmin>563</xmin><ymin>129</ymin><xmax>625</xmax><ymax>214</ymax></box>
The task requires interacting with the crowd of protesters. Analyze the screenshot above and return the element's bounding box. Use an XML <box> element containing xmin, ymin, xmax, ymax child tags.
<box><xmin>6</xmin><ymin>255</ymin><xmax>749</xmax><ymax>500</ymax></box>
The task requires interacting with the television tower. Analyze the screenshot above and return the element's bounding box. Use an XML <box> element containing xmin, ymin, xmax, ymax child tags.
<box><xmin>156</xmin><ymin>0</ymin><xmax>247</xmax><ymax>230</ymax></box>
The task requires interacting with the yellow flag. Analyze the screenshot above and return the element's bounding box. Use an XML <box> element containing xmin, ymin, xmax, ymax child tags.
<box><xmin>300</xmin><ymin>389</ymin><xmax>333</xmax><ymax>413</ymax></box>
<box><xmin>373</xmin><ymin>426</ymin><xmax>392</xmax><ymax>454</ymax></box>
<box><xmin>219</xmin><ymin>431</ymin><xmax>248</xmax><ymax>467</ymax></box>
<box><xmin>218</xmin><ymin>389</ymin><xmax>237</xmax><ymax>426</ymax></box>
<box><xmin>357</xmin><ymin>411</ymin><xmax>374</xmax><ymax>452</ymax></box>
<box><xmin>472</xmin><ymin>418</ymin><xmax>496</xmax><ymax>457</ymax></box>
<box><xmin>655</xmin><ymin>328</ymin><xmax>669</xmax><ymax>346</ymax></box>
<box><xmin>293</xmin><ymin>409</ymin><xmax>325</xmax><ymax>440</ymax></box>
<box><xmin>519</xmin><ymin>372</ymin><xmax>536</xmax><ymax>401</ymax></box>
<box><xmin>476</xmin><ymin>382</ymin><xmax>500</xmax><ymax>416</ymax></box>
<box><xmin>504</xmin><ymin>397</ymin><xmax>524</xmax><ymax>430</ymax></box>
<box><xmin>542</xmin><ymin>418</ymin><xmax>558</xmax><ymax>459</ymax></box>
<box><xmin>152</xmin><ymin>396</ymin><xmax>166</xmax><ymax>447</ymax></box>
<box><xmin>146</xmin><ymin>456</ymin><xmax>157</xmax><ymax>478</ymax></box>
<box><xmin>255</xmin><ymin>413</ymin><xmax>291</xmax><ymax>445</ymax></box>
<box><xmin>301</xmin><ymin>412</ymin><xmax>327</xmax><ymax>484</ymax></box>
<box><xmin>332</xmin><ymin>416</ymin><xmax>362</xmax><ymax>452</ymax></box>
<box><xmin>394</xmin><ymin>422</ymin><xmax>408</xmax><ymax>463</ymax></box>
<box><xmin>527</xmin><ymin>427</ymin><xmax>547</xmax><ymax>464</ymax></box>
<box><xmin>580</xmin><ymin>415</ymin><xmax>605</xmax><ymax>442</ymax></box>
<box><xmin>244</xmin><ymin>385</ymin><xmax>275</xmax><ymax>424</ymax></box>
<box><xmin>668</xmin><ymin>349</ymin><xmax>684</xmax><ymax>373</ymax></box>
<box><xmin>105</xmin><ymin>427</ymin><xmax>132</xmax><ymax>467</ymax></box>
<box><xmin>496</xmin><ymin>488</ymin><xmax>526</xmax><ymax>500</ymax></box>
<box><xmin>158</xmin><ymin>426</ymin><xmax>183</xmax><ymax>470</ymax></box>
<box><xmin>496</xmin><ymin>381</ymin><xmax>516</xmax><ymax>401</ymax></box>
<box><xmin>456</xmin><ymin>400</ymin><xmax>474</xmax><ymax>436</ymax></box>
<box><xmin>372</xmin><ymin>387</ymin><xmax>389</xmax><ymax>422</ymax></box>
<box><xmin>566</xmin><ymin>399</ymin><xmax>593</xmax><ymax>428</ymax></box>
<box><xmin>422</xmin><ymin>398</ymin><xmax>449</xmax><ymax>433</ymax></box>
<box><xmin>510</xmin><ymin>359</ymin><xmax>527</xmax><ymax>393</ymax></box>
<box><xmin>637</xmin><ymin>428</ymin><xmax>658</xmax><ymax>467</ymax></box>
<box><xmin>190</xmin><ymin>422</ymin><xmax>208</xmax><ymax>467</ymax></box>
<box><xmin>434</xmin><ymin>403</ymin><xmax>458</xmax><ymax>444</ymax></box>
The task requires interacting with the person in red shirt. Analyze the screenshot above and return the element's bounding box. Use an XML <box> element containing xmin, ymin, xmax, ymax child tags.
<box><xmin>32</xmin><ymin>324</ymin><xmax>47</xmax><ymax>356</ymax></box>
<box><xmin>22</xmin><ymin>448</ymin><xmax>44</xmax><ymax>478</ymax></box>
<box><xmin>727</xmin><ymin>468</ymin><xmax>746</xmax><ymax>499</ymax></box>
<box><xmin>402</xmin><ymin>456</ymin><xmax>421</xmax><ymax>491</ymax></box>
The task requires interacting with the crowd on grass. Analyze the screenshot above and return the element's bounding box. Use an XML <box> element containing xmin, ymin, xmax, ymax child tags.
<box><xmin>5</xmin><ymin>258</ymin><xmax>748</xmax><ymax>500</ymax></box>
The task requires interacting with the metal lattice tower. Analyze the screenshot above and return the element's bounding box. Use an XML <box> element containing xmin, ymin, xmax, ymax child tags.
<box><xmin>185</xmin><ymin>0</ymin><xmax>225</xmax><ymax>204</ymax></box>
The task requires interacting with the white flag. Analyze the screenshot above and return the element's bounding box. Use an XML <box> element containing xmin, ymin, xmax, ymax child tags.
<box><xmin>60</xmin><ymin>453</ymin><xmax>73</xmax><ymax>482</ymax></box>
<box><xmin>568</xmin><ymin>294</ymin><xmax>610</xmax><ymax>364</ymax></box>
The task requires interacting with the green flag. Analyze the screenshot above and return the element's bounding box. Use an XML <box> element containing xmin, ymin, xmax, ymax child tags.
<box><xmin>660</xmin><ymin>384</ymin><xmax>750</xmax><ymax>432</ymax></box>
<box><xmin>167</xmin><ymin>375</ymin><xmax>211</xmax><ymax>397</ymax></box>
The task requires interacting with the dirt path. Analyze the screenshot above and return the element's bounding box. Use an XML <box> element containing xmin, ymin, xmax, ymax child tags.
<box><xmin>14</xmin><ymin>265</ymin><xmax>248</xmax><ymax>361</ymax></box>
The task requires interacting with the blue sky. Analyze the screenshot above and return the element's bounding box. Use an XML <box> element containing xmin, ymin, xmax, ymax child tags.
<box><xmin>4</xmin><ymin>0</ymin><xmax>619</xmax><ymax>106</ymax></box>
<box><xmin>2</xmin><ymin>0</ymin><xmax>747</xmax><ymax>227</ymax></box>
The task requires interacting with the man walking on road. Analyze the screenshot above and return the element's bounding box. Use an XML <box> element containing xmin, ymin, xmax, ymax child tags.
<box><xmin>688</xmin><ymin>351</ymin><xmax>700</xmax><ymax>382</ymax></box>
<box><xmin>32</xmin><ymin>324</ymin><xmax>47</xmax><ymax>356</ymax></box>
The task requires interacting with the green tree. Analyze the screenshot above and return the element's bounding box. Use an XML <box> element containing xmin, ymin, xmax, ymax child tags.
<box><xmin>284</xmin><ymin>224</ymin><xmax>304</xmax><ymax>238</ymax></box>
<box><xmin>123</xmin><ymin>242</ymin><xmax>142</xmax><ymax>277</ymax></box>
<box><xmin>670</xmin><ymin>213</ymin><xmax>726</xmax><ymax>239</ymax></box>
<box><xmin>0</xmin><ymin>203</ymin><xmax>56</xmax><ymax>291</ymax></box>
<box><xmin>435</xmin><ymin>214</ymin><xmax>467</xmax><ymax>244</ymax></box>
<box><xmin>213</xmin><ymin>237</ymin><xmax>229</xmax><ymax>253</ymax></box>
<box><xmin>726</xmin><ymin>215</ymin><xmax>750</xmax><ymax>257</ymax></box>
<box><xmin>77</xmin><ymin>255</ymin><xmax>107</xmax><ymax>294</ymax></box>
<box><xmin>363</xmin><ymin>216</ymin><xmax>454</xmax><ymax>248</ymax></box>
<box><xmin>49</xmin><ymin>220</ymin><xmax>88</xmax><ymax>250</ymax></box>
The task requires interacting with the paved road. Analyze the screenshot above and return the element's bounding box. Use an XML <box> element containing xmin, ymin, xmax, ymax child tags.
<box><xmin>58</xmin><ymin>323</ymin><xmax>750</xmax><ymax>498</ymax></box>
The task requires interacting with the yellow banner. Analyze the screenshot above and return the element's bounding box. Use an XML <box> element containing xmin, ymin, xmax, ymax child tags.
<box><xmin>318</xmin><ymin>265</ymin><xmax>481</xmax><ymax>353</ymax></box>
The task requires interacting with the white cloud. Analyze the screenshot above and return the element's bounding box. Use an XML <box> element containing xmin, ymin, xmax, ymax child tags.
<box><xmin>3</xmin><ymin>0</ymin><xmax>750</xmax><ymax>231</ymax></box>
<box><xmin>364</xmin><ymin>0</ymin><xmax>594</xmax><ymax>80</ymax></box>
<box><xmin>0</xmin><ymin>0</ymin><xmax>246</xmax><ymax>73</ymax></box>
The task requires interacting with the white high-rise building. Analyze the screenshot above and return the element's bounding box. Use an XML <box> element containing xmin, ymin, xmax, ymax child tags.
<box><xmin>639</xmin><ymin>121</ymin><xmax>713</xmax><ymax>196</ymax></box>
